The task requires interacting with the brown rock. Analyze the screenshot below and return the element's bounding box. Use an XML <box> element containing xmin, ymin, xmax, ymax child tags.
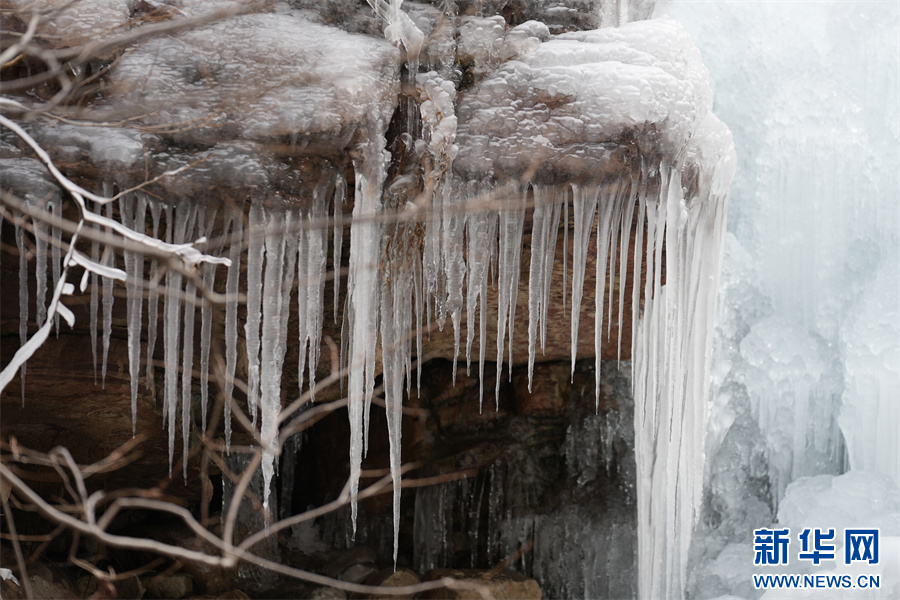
<box><xmin>511</xmin><ymin>362</ymin><xmax>571</xmax><ymax>416</ymax></box>
<box><xmin>211</xmin><ymin>591</ymin><xmax>251</xmax><ymax>600</ymax></box>
<box><xmin>323</xmin><ymin>546</ymin><xmax>378</xmax><ymax>580</ymax></box>
<box><xmin>309</xmin><ymin>587</ymin><xmax>347</xmax><ymax>600</ymax></box>
<box><xmin>420</xmin><ymin>568</ymin><xmax>541</xmax><ymax>600</ymax></box>
<box><xmin>363</xmin><ymin>567</ymin><xmax>421</xmax><ymax>600</ymax></box>
<box><xmin>141</xmin><ymin>573</ymin><xmax>193</xmax><ymax>600</ymax></box>
<box><xmin>114</xmin><ymin>575</ymin><xmax>146</xmax><ymax>600</ymax></box>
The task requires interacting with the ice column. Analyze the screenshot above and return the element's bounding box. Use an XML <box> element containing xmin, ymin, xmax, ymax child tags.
<box><xmin>163</xmin><ymin>205</ymin><xmax>193</xmax><ymax>474</ymax></box>
<box><xmin>380</xmin><ymin>224</ymin><xmax>417</xmax><ymax>565</ymax></box>
<box><xmin>346</xmin><ymin>132</ymin><xmax>388</xmax><ymax>532</ymax></box>
<box><xmin>494</xmin><ymin>187</ymin><xmax>526</xmax><ymax>404</ymax></box>
<box><xmin>245</xmin><ymin>199</ymin><xmax>266</xmax><ymax>427</ymax></box>
<box><xmin>199</xmin><ymin>207</ymin><xmax>222</xmax><ymax>433</ymax></box>
<box><xmin>464</xmin><ymin>184</ymin><xmax>498</xmax><ymax>410</ymax></box>
<box><xmin>260</xmin><ymin>206</ymin><xmax>299</xmax><ymax>515</ymax></box>
<box><xmin>122</xmin><ymin>194</ymin><xmax>148</xmax><ymax>436</ymax></box>
<box><xmin>527</xmin><ymin>185</ymin><xmax>562</xmax><ymax>391</ymax></box>
<box><xmin>297</xmin><ymin>186</ymin><xmax>329</xmax><ymax>399</ymax></box>
<box><xmin>633</xmin><ymin>117</ymin><xmax>734</xmax><ymax>599</ymax></box>
<box><xmin>223</xmin><ymin>204</ymin><xmax>244</xmax><ymax>450</ymax></box>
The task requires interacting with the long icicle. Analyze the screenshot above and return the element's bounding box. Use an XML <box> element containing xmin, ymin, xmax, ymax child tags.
<box><xmin>347</xmin><ymin>134</ymin><xmax>387</xmax><ymax>534</ymax></box>
<box><xmin>145</xmin><ymin>200</ymin><xmax>162</xmax><ymax>395</ymax></box>
<box><xmin>223</xmin><ymin>202</ymin><xmax>244</xmax><ymax>452</ymax></box>
<box><xmin>50</xmin><ymin>195</ymin><xmax>62</xmax><ymax>335</ymax></box>
<box><xmin>527</xmin><ymin>185</ymin><xmax>561</xmax><ymax>392</ymax></box>
<box><xmin>122</xmin><ymin>194</ymin><xmax>148</xmax><ymax>436</ymax></box>
<box><xmin>32</xmin><ymin>197</ymin><xmax>48</xmax><ymax>330</ymax></box>
<box><xmin>494</xmin><ymin>185</ymin><xmax>526</xmax><ymax>407</ymax></box>
<box><xmin>333</xmin><ymin>173</ymin><xmax>346</xmax><ymax>324</ymax></box>
<box><xmin>163</xmin><ymin>205</ymin><xmax>191</xmax><ymax>475</ymax></box>
<box><xmin>569</xmin><ymin>184</ymin><xmax>599</xmax><ymax>379</ymax></box>
<box><xmin>181</xmin><ymin>207</ymin><xmax>202</xmax><ymax>482</ymax></box>
<box><xmin>617</xmin><ymin>180</ymin><xmax>637</xmax><ymax>362</ymax></box>
<box><xmin>304</xmin><ymin>185</ymin><xmax>329</xmax><ymax>399</ymax></box>
<box><xmin>380</xmin><ymin>229</ymin><xmax>414</xmax><ymax>568</ymax></box>
<box><xmin>259</xmin><ymin>206</ymin><xmax>297</xmax><ymax>517</ymax></box>
<box><xmin>199</xmin><ymin>206</ymin><xmax>221</xmax><ymax>434</ymax></box>
<box><xmin>16</xmin><ymin>221</ymin><xmax>28</xmax><ymax>403</ymax></box>
<box><xmin>100</xmin><ymin>202</ymin><xmax>115</xmax><ymax>389</ymax></box>
<box><xmin>245</xmin><ymin>198</ymin><xmax>266</xmax><ymax>427</ymax></box>
<box><xmin>594</xmin><ymin>183</ymin><xmax>621</xmax><ymax>409</ymax></box>
<box><xmin>441</xmin><ymin>181</ymin><xmax>465</xmax><ymax>385</ymax></box>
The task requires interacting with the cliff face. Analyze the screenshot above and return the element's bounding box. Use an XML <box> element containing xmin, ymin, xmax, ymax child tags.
<box><xmin>0</xmin><ymin>1</ymin><xmax>734</xmax><ymax>597</ymax></box>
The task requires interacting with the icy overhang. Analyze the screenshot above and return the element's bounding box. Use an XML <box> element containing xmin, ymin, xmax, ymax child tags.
<box><xmin>108</xmin><ymin>11</ymin><xmax>401</xmax><ymax>152</ymax></box>
<box><xmin>454</xmin><ymin>18</ymin><xmax>715</xmax><ymax>185</ymax></box>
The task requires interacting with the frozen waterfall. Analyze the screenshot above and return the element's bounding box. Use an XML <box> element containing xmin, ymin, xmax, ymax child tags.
<box><xmin>669</xmin><ymin>2</ymin><xmax>900</xmax><ymax>599</ymax></box>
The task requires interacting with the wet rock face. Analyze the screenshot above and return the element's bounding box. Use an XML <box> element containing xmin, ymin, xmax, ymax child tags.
<box><xmin>297</xmin><ymin>357</ymin><xmax>636</xmax><ymax>598</ymax></box>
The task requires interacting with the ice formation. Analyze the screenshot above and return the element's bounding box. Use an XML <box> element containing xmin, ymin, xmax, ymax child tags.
<box><xmin>0</xmin><ymin>2</ymin><xmax>741</xmax><ymax>596</ymax></box>
<box><xmin>669</xmin><ymin>2</ymin><xmax>900</xmax><ymax>599</ymax></box>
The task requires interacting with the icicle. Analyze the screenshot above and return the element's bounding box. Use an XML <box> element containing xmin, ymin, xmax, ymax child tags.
<box><xmin>181</xmin><ymin>207</ymin><xmax>202</xmax><ymax>483</ymax></box>
<box><xmin>617</xmin><ymin>183</ymin><xmax>636</xmax><ymax>362</ymax></box>
<box><xmin>346</xmin><ymin>135</ymin><xmax>387</xmax><ymax>534</ymax></box>
<box><xmin>163</xmin><ymin>205</ymin><xmax>191</xmax><ymax>475</ymax></box>
<box><xmin>563</xmin><ymin>192</ymin><xmax>569</xmax><ymax>317</ymax></box>
<box><xmin>631</xmin><ymin>176</ymin><xmax>647</xmax><ymax>387</ymax></box>
<box><xmin>15</xmin><ymin>222</ymin><xmax>28</xmax><ymax>403</ymax></box>
<box><xmin>494</xmin><ymin>186</ymin><xmax>526</xmax><ymax>407</ymax></box>
<box><xmin>441</xmin><ymin>182</ymin><xmax>466</xmax><ymax>384</ymax></box>
<box><xmin>245</xmin><ymin>198</ymin><xmax>266</xmax><ymax>427</ymax></box>
<box><xmin>298</xmin><ymin>185</ymin><xmax>329</xmax><ymax>399</ymax></box>
<box><xmin>413</xmin><ymin>241</ymin><xmax>425</xmax><ymax>394</ymax></box>
<box><xmin>223</xmin><ymin>204</ymin><xmax>244</xmax><ymax>452</ymax></box>
<box><xmin>260</xmin><ymin>206</ymin><xmax>297</xmax><ymax>517</ymax></box>
<box><xmin>122</xmin><ymin>194</ymin><xmax>148</xmax><ymax>437</ymax></box>
<box><xmin>297</xmin><ymin>209</ymin><xmax>310</xmax><ymax>395</ymax></box>
<box><xmin>464</xmin><ymin>188</ymin><xmax>497</xmax><ymax>412</ymax></box>
<box><xmin>333</xmin><ymin>173</ymin><xmax>345</xmax><ymax>324</ymax></box>
<box><xmin>380</xmin><ymin>232</ymin><xmax>414</xmax><ymax>567</ymax></box>
<box><xmin>633</xmin><ymin>125</ymin><xmax>734</xmax><ymax>598</ymax></box>
<box><xmin>32</xmin><ymin>200</ymin><xmax>48</xmax><ymax>329</ymax></box>
<box><xmin>100</xmin><ymin>202</ymin><xmax>115</xmax><ymax>389</ymax></box>
<box><xmin>89</xmin><ymin>233</ymin><xmax>99</xmax><ymax>385</ymax></box>
<box><xmin>526</xmin><ymin>185</ymin><xmax>562</xmax><ymax>392</ymax></box>
<box><xmin>569</xmin><ymin>184</ymin><xmax>600</xmax><ymax>379</ymax></box>
<box><xmin>422</xmin><ymin>169</ymin><xmax>444</xmax><ymax>328</ymax></box>
<box><xmin>50</xmin><ymin>196</ymin><xmax>62</xmax><ymax>335</ymax></box>
<box><xmin>593</xmin><ymin>183</ymin><xmax>620</xmax><ymax>408</ymax></box>
<box><xmin>145</xmin><ymin>200</ymin><xmax>162</xmax><ymax>395</ymax></box>
<box><xmin>199</xmin><ymin>207</ymin><xmax>220</xmax><ymax>435</ymax></box>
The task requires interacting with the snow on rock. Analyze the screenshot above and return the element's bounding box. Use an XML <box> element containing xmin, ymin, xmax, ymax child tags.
<box><xmin>5</xmin><ymin>0</ymin><xmax>131</xmax><ymax>48</ymax></box>
<box><xmin>32</xmin><ymin>124</ymin><xmax>146</xmax><ymax>171</ymax></box>
<box><xmin>110</xmin><ymin>11</ymin><xmax>401</xmax><ymax>147</ymax></box>
<box><xmin>454</xmin><ymin>17</ymin><xmax>712</xmax><ymax>184</ymax></box>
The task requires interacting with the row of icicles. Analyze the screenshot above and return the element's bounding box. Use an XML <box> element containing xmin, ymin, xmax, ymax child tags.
<box><xmin>4</xmin><ymin>163</ymin><xmax>655</xmax><ymax>550</ymax></box>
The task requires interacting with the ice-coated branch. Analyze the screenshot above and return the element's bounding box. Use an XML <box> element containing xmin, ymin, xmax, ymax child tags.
<box><xmin>0</xmin><ymin>115</ymin><xmax>230</xmax><ymax>269</ymax></box>
<box><xmin>0</xmin><ymin>220</ymin><xmax>81</xmax><ymax>392</ymax></box>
